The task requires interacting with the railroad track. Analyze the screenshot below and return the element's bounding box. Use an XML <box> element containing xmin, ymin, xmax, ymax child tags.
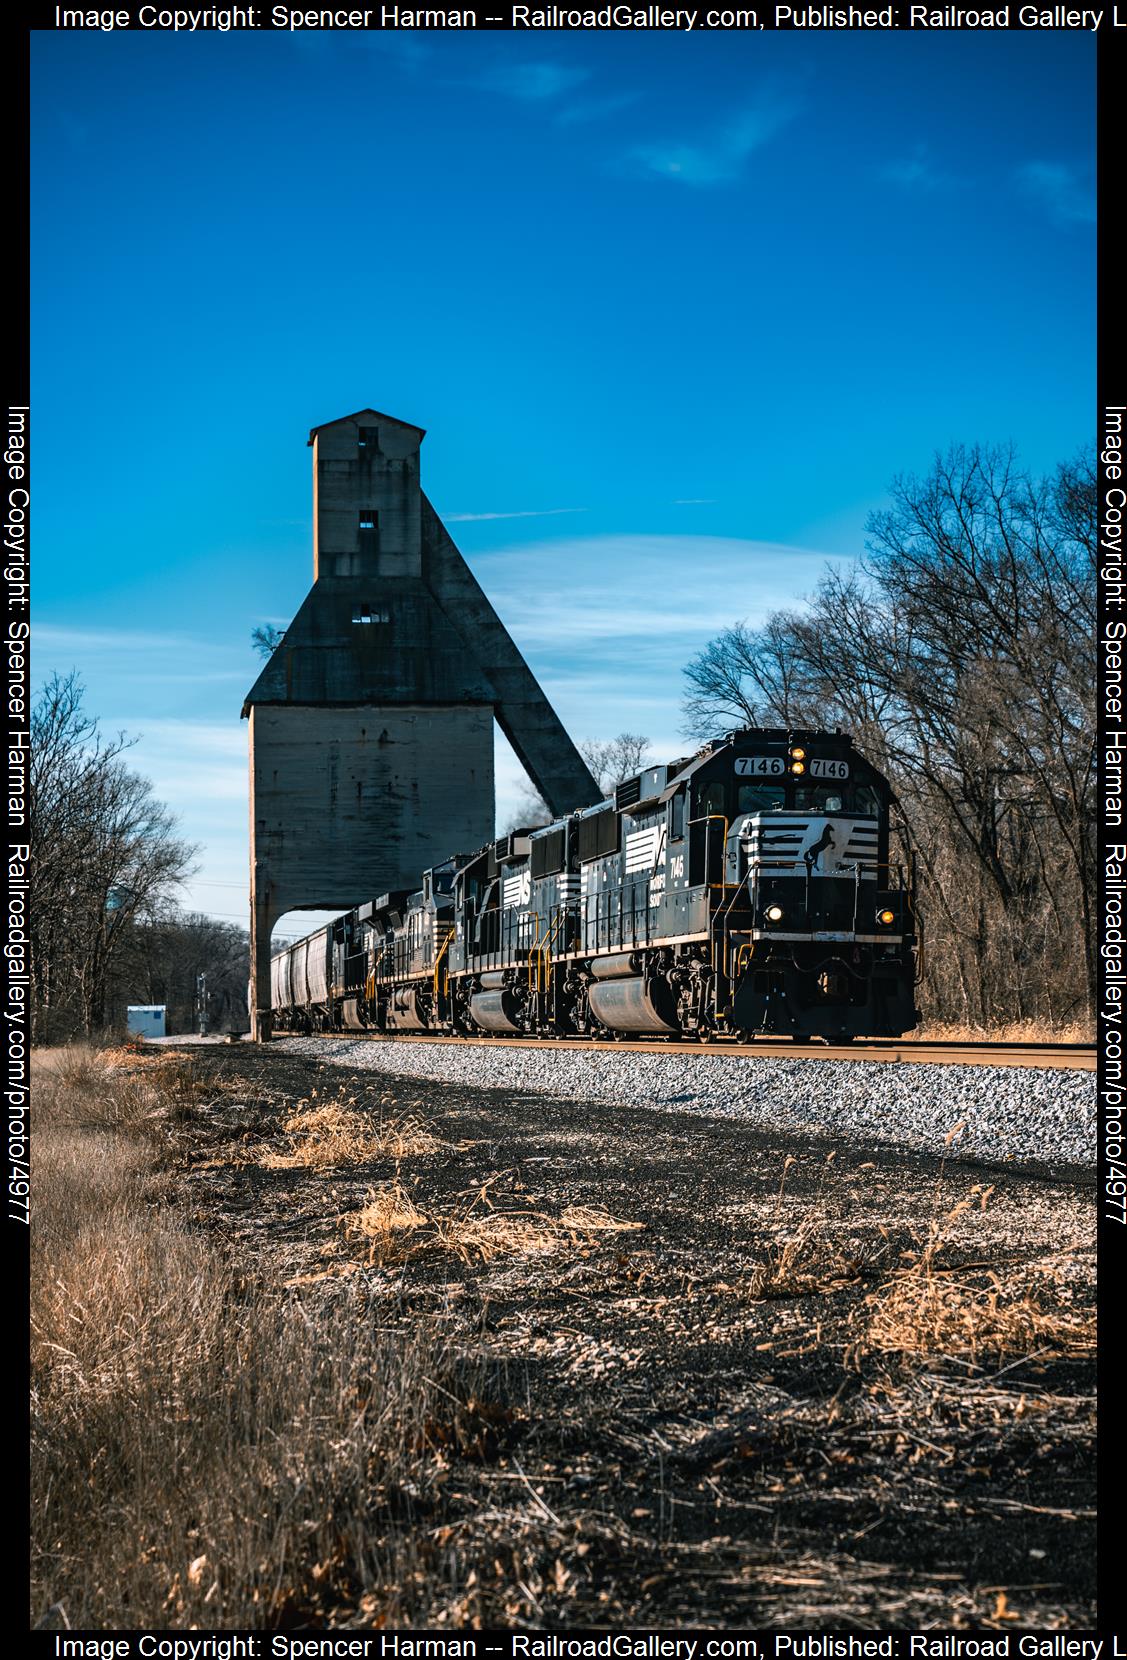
<box><xmin>307</xmin><ymin>1031</ymin><xmax>1095</xmax><ymax>1071</ymax></box>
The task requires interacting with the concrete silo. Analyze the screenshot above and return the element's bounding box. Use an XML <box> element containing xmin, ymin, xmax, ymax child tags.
<box><xmin>243</xmin><ymin>408</ymin><xmax>599</xmax><ymax>1038</ymax></box>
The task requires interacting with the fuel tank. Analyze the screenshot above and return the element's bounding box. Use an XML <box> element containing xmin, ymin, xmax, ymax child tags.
<box><xmin>469</xmin><ymin>987</ymin><xmax>524</xmax><ymax>1033</ymax></box>
<box><xmin>587</xmin><ymin>973</ymin><xmax>678</xmax><ymax>1034</ymax></box>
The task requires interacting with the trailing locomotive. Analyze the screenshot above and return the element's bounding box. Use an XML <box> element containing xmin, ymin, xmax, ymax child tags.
<box><xmin>270</xmin><ymin>728</ymin><xmax>920</xmax><ymax>1041</ymax></box>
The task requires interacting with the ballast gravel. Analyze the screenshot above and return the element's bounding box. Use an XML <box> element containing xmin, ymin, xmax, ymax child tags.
<box><xmin>276</xmin><ymin>1036</ymin><xmax>1095</xmax><ymax>1167</ymax></box>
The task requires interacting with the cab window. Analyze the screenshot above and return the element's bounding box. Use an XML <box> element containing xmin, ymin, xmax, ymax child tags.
<box><xmin>697</xmin><ymin>781</ymin><xmax>727</xmax><ymax>818</ymax></box>
<box><xmin>737</xmin><ymin>783</ymin><xmax>785</xmax><ymax>813</ymax></box>
<box><xmin>794</xmin><ymin>785</ymin><xmax>846</xmax><ymax>813</ymax></box>
<box><xmin>854</xmin><ymin>785</ymin><xmax>881</xmax><ymax>817</ymax></box>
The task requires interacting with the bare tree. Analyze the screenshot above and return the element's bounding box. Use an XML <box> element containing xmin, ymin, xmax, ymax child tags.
<box><xmin>499</xmin><ymin>786</ymin><xmax>553</xmax><ymax>835</ymax></box>
<box><xmin>579</xmin><ymin>733</ymin><xmax>654</xmax><ymax>795</ymax></box>
<box><xmin>30</xmin><ymin>675</ymin><xmax>197</xmax><ymax>1040</ymax></box>
<box><xmin>500</xmin><ymin>734</ymin><xmax>655</xmax><ymax>835</ymax></box>
<box><xmin>115</xmin><ymin>910</ymin><xmax>249</xmax><ymax>1034</ymax></box>
<box><xmin>251</xmin><ymin>624</ymin><xmax>285</xmax><ymax>659</ymax></box>
<box><xmin>681</xmin><ymin>444</ymin><xmax>1096</xmax><ymax>1030</ymax></box>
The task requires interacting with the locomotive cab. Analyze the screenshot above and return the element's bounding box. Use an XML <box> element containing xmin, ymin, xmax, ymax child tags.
<box><xmin>716</xmin><ymin>733</ymin><xmax>917</xmax><ymax>1037</ymax></box>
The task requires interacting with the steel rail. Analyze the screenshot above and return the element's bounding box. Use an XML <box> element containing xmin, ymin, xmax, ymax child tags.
<box><xmin>301</xmin><ymin>1031</ymin><xmax>1095</xmax><ymax>1071</ymax></box>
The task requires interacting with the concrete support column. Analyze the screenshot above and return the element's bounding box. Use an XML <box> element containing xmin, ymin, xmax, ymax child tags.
<box><xmin>250</xmin><ymin>878</ymin><xmax>275</xmax><ymax>1042</ymax></box>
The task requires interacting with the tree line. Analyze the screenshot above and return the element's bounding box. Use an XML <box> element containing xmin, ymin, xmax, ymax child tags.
<box><xmin>30</xmin><ymin>674</ymin><xmax>248</xmax><ymax>1041</ymax></box>
<box><xmin>683</xmin><ymin>444</ymin><xmax>1096</xmax><ymax>1032</ymax></box>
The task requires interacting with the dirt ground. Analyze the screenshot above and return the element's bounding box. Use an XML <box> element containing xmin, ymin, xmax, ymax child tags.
<box><xmin>176</xmin><ymin>1044</ymin><xmax>1095</xmax><ymax>1631</ymax></box>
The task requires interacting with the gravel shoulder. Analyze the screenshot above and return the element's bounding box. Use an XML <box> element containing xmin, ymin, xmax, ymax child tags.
<box><xmin>179</xmin><ymin>1043</ymin><xmax>1096</xmax><ymax>1630</ymax></box>
<box><xmin>277</xmin><ymin>1034</ymin><xmax>1096</xmax><ymax>1171</ymax></box>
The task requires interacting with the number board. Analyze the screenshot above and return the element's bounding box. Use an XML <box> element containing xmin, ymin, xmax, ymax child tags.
<box><xmin>734</xmin><ymin>756</ymin><xmax>785</xmax><ymax>777</ymax></box>
<box><xmin>810</xmin><ymin>758</ymin><xmax>849</xmax><ymax>779</ymax></box>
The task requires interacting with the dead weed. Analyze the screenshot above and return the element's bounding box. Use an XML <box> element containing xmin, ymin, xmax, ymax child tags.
<box><xmin>260</xmin><ymin>1090</ymin><xmax>446</xmax><ymax>1168</ymax></box>
<box><xmin>918</xmin><ymin>1019</ymin><xmax>1093</xmax><ymax>1044</ymax></box>
<box><xmin>36</xmin><ymin>1042</ymin><xmax>205</xmax><ymax>1134</ymax></box>
<box><xmin>348</xmin><ymin>1181</ymin><xmax>644</xmax><ymax>1265</ymax></box>
<box><xmin>848</xmin><ymin>1187</ymin><xmax>1095</xmax><ymax>1367</ymax></box>
<box><xmin>748</xmin><ymin>1213</ymin><xmax>865</xmax><ymax>1300</ymax></box>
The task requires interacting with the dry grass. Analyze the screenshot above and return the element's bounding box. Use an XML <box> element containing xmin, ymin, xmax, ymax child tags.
<box><xmin>917</xmin><ymin>1019</ymin><xmax>1093</xmax><ymax>1044</ymax></box>
<box><xmin>33</xmin><ymin>1047</ymin><xmax>1094</xmax><ymax>1630</ymax></box>
<box><xmin>258</xmin><ymin>1088</ymin><xmax>447</xmax><ymax>1168</ymax></box>
<box><xmin>747</xmin><ymin>1212</ymin><xmax>865</xmax><ymax>1300</ymax></box>
<box><xmin>847</xmin><ymin>1188</ymin><xmax>1095</xmax><ymax>1369</ymax></box>
<box><xmin>745</xmin><ymin>1156</ymin><xmax>1094</xmax><ymax>1372</ymax></box>
<box><xmin>349</xmin><ymin>1180</ymin><xmax>644</xmax><ymax>1266</ymax></box>
<box><xmin>854</xmin><ymin>1261</ymin><xmax>1095</xmax><ymax>1366</ymax></box>
<box><xmin>30</xmin><ymin>1046</ymin><xmax>481</xmax><ymax>1630</ymax></box>
<box><xmin>34</xmin><ymin>1042</ymin><xmax>205</xmax><ymax>1135</ymax></box>
<box><xmin>745</xmin><ymin>1153</ymin><xmax>868</xmax><ymax>1300</ymax></box>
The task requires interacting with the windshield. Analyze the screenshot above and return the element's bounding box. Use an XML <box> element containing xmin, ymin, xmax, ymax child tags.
<box><xmin>793</xmin><ymin>784</ymin><xmax>881</xmax><ymax>815</ymax></box>
<box><xmin>736</xmin><ymin>783</ymin><xmax>786</xmax><ymax>813</ymax></box>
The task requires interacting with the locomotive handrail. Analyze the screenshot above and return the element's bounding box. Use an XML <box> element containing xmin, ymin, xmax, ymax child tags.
<box><xmin>535</xmin><ymin>908</ymin><xmax>567</xmax><ymax>992</ymax></box>
<box><xmin>745</xmin><ymin>854</ymin><xmax>903</xmax><ymax>883</ymax></box>
<box><xmin>432</xmin><ymin>925</ymin><xmax>455</xmax><ymax>1007</ymax></box>
<box><xmin>713</xmin><ymin>874</ymin><xmax>750</xmax><ymax>1014</ymax></box>
<box><xmin>525</xmin><ymin>912</ymin><xmax>542</xmax><ymax>992</ymax></box>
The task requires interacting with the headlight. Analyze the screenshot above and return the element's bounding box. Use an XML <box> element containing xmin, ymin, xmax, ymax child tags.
<box><xmin>790</xmin><ymin>760</ymin><xmax>805</xmax><ymax>775</ymax></box>
<box><xmin>790</xmin><ymin>746</ymin><xmax>806</xmax><ymax>760</ymax></box>
<box><xmin>877</xmin><ymin>908</ymin><xmax>895</xmax><ymax>926</ymax></box>
<box><xmin>765</xmin><ymin>904</ymin><xmax>784</xmax><ymax>923</ymax></box>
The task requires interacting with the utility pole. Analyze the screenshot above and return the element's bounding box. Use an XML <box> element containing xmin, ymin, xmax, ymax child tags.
<box><xmin>197</xmin><ymin>972</ymin><xmax>208</xmax><ymax>1037</ymax></box>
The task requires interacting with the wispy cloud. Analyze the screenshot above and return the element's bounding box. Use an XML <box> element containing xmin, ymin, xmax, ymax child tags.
<box><xmin>473</xmin><ymin>532</ymin><xmax>845</xmax><ymax>655</ymax></box>
<box><xmin>556</xmin><ymin>90</ymin><xmax>642</xmax><ymax>127</ymax></box>
<box><xmin>473</xmin><ymin>62</ymin><xmax>590</xmax><ymax>102</ymax></box>
<box><xmin>37</xmin><ymin>623</ymin><xmax>197</xmax><ymax>652</ymax></box>
<box><xmin>109</xmin><ymin>717</ymin><xmax>247</xmax><ymax>760</ymax></box>
<box><xmin>880</xmin><ymin>145</ymin><xmax>955</xmax><ymax>192</ymax></box>
<box><xmin>442</xmin><ymin>507</ymin><xmax>588</xmax><ymax>523</ymax></box>
<box><xmin>628</xmin><ymin>87</ymin><xmax>801</xmax><ymax>186</ymax></box>
<box><xmin>468</xmin><ymin>532</ymin><xmax>845</xmax><ymax>791</ymax></box>
<box><xmin>287</xmin><ymin>33</ymin><xmax>431</xmax><ymax>69</ymax></box>
<box><xmin>37</xmin><ymin>623</ymin><xmax>251</xmax><ymax>686</ymax></box>
<box><xmin>1017</xmin><ymin>160</ymin><xmax>1095</xmax><ymax>226</ymax></box>
<box><xmin>674</xmin><ymin>498</ymin><xmax>716</xmax><ymax>505</ymax></box>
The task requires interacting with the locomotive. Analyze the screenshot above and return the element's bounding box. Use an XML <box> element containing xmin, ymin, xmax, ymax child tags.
<box><xmin>270</xmin><ymin>728</ymin><xmax>920</xmax><ymax>1042</ymax></box>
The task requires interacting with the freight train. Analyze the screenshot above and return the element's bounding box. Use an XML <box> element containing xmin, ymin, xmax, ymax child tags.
<box><xmin>269</xmin><ymin>727</ymin><xmax>920</xmax><ymax>1041</ymax></box>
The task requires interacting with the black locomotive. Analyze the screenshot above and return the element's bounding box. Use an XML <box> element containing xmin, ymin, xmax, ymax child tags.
<box><xmin>270</xmin><ymin>728</ymin><xmax>920</xmax><ymax>1041</ymax></box>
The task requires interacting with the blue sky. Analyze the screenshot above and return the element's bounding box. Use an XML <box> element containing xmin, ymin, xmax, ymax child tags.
<box><xmin>31</xmin><ymin>30</ymin><xmax>1095</xmax><ymax>937</ymax></box>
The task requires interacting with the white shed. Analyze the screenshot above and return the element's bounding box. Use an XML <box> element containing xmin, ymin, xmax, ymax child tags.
<box><xmin>127</xmin><ymin>1005</ymin><xmax>166</xmax><ymax>1038</ymax></box>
